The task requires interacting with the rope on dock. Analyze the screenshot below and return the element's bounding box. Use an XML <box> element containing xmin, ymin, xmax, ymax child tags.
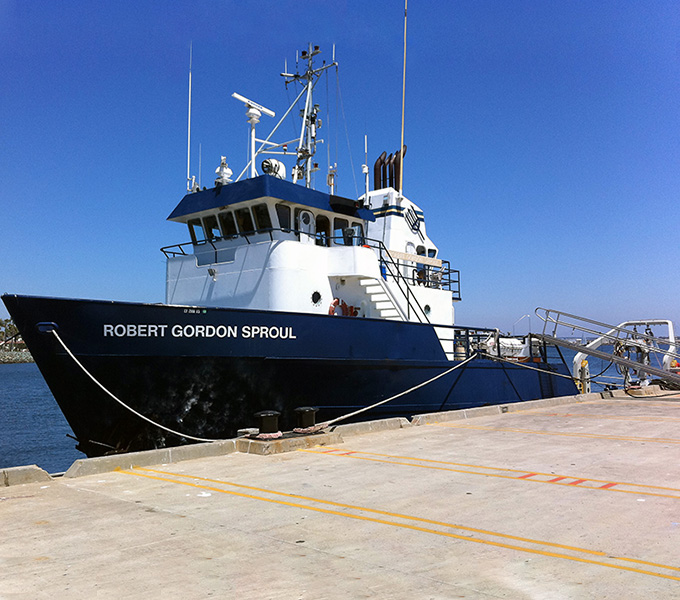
<box><xmin>50</xmin><ymin>329</ymin><xmax>219</xmax><ymax>443</ymax></box>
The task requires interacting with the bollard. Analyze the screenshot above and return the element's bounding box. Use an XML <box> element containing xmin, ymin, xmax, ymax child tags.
<box><xmin>294</xmin><ymin>406</ymin><xmax>318</xmax><ymax>430</ymax></box>
<box><xmin>254</xmin><ymin>410</ymin><xmax>281</xmax><ymax>434</ymax></box>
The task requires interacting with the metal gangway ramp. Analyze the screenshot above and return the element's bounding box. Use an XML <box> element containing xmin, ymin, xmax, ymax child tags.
<box><xmin>534</xmin><ymin>307</ymin><xmax>680</xmax><ymax>392</ymax></box>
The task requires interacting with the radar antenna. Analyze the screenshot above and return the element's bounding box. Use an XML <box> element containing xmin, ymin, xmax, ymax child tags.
<box><xmin>232</xmin><ymin>93</ymin><xmax>276</xmax><ymax>179</ymax></box>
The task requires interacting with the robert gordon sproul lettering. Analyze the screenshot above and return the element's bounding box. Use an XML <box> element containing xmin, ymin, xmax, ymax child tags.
<box><xmin>103</xmin><ymin>324</ymin><xmax>296</xmax><ymax>339</ymax></box>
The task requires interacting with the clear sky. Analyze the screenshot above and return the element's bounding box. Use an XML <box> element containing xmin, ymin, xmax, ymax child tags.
<box><xmin>1</xmin><ymin>1</ymin><xmax>678</xmax><ymax>334</ymax></box>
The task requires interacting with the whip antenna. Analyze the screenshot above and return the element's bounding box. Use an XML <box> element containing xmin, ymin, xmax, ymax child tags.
<box><xmin>399</xmin><ymin>0</ymin><xmax>408</xmax><ymax>193</ymax></box>
<box><xmin>186</xmin><ymin>42</ymin><xmax>193</xmax><ymax>192</ymax></box>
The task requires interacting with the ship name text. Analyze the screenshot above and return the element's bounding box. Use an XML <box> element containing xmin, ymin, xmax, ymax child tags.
<box><xmin>102</xmin><ymin>323</ymin><xmax>296</xmax><ymax>340</ymax></box>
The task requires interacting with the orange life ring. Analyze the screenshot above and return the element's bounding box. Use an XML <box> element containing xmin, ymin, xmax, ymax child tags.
<box><xmin>328</xmin><ymin>298</ymin><xmax>340</xmax><ymax>315</ymax></box>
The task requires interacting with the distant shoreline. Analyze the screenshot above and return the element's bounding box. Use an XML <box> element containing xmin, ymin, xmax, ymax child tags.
<box><xmin>0</xmin><ymin>351</ymin><xmax>34</xmax><ymax>364</ymax></box>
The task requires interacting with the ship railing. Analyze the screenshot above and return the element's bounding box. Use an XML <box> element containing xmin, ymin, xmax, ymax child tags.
<box><xmin>162</xmin><ymin>225</ymin><xmax>342</xmax><ymax>262</ymax></box>
<box><xmin>340</xmin><ymin>234</ymin><xmax>460</xmax><ymax>293</ymax></box>
<box><xmin>161</xmin><ymin>227</ymin><xmax>283</xmax><ymax>264</ymax></box>
<box><xmin>328</xmin><ymin>234</ymin><xmax>435</xmax><ymax>324</ymax></box>
<box><xmin>430</xmin><ymin>326</ymin><xmax>566</xmax><ymax>367</ymax></box>
<box><xmin>363</xmin><ymin>236</ymin><xmax>460</xmax><ymax>323</ymax></box>
<box><xmin>163</xmin><ymin>231</ymin><xmax>460</xmax><ymax>294</ymax></box>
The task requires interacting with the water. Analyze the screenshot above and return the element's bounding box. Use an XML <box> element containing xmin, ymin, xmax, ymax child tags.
<box><xmin>0</xmin><ymin>363</ymin><xmax>81</xmax><ymax>473</ymax></box>
<box><xmin>552</xmin><ymin>347</ymin><xmax>614</xmax><ymax>392</ymax></box>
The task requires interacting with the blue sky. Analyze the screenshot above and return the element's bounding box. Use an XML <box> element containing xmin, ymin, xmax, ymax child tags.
<box><xmin>1</xmin><ymin>1</ymin><xmax>678</xmax><ymax>333</ymax></box>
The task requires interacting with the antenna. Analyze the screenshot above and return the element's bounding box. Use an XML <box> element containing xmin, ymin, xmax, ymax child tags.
<box><xmin>186</xmin><ymin>42</ymin><xmax>193</xmax><ymax>192</ymax></box>
<box><xmin>232</xmin><ymin>93</ymin><xmax>276</xmax><ymax>178</ymax></box>
<box><xmin>231</xmin><ymin>92</ymin><xmax>276</xmax><ymax>118</ymax></box>
<box><xmin>362</xmin><ymin>135</ymin><xmax>370</xmax><ymax>203</ymax></box>
<box><xmin>399</xmin><ymin>0</ymin><xmax>408</xmax><ymax>193</ymax></box>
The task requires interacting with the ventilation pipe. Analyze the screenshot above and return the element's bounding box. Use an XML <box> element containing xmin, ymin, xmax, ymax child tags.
<box><xmin>385</xmin><ymin>153</ymin><xmax>393</xmax><ymax>188</ymax></box>
<box><xmin>373</xmin><ymin>151</ymin><xmax>386</xmax><ymax>190</ymax></box>
<box><xmin>394</xmin><ymin>145</ymin><xmax>407</xmax><ymax>192</ymax></box>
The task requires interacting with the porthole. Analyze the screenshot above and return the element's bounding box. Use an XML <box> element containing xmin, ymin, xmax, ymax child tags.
<box><xmin>424</xmin><ymin>304</ymin><xmax>431</xmax><ymax>315</ymax></box>
<box><xmin>311</xmin><ymin>291</ymin><xmax>322</xmax><ymax>305</ymax></box>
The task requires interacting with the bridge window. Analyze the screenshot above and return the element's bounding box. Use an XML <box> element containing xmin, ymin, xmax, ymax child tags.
<box><xmin>351</xmin><ymin>222</ymin><xmax>365</xmax><ymax>245</ymax></box>
<box><xmin>188</xmin><ymin>218</ymin><xmax>206</xmax><ymax>244</ymax></box>
<box><xmin>218</xmin><ymin>211</ymin><xmax>238</xmax><ymax>237</ymax></box>
<box><xmin>253</xmin><ymin>203</ymin><xmax>272</xmax><ymax>232</ymax></box>
<box><xmin>275</xmin><ymin>204</ymin><xmax>291</xmax><ymax>231</ymax></box>
<box><xmin>316</xmin><ymin>215</ymin><xmax>330</xmax><ymax>246</ymax></box>
<box><xmin>235</xmin><ymin>207</ymin><xmax>255</xmax><ymax>234</ymax></box>
<box><xmin>203</xmin><ymin>215</ymin><xmax>220</xmax><ymax>241</ymax></box>
<box><xmin>333</xmin><ymin>218</ymin><xmax>348</xmax><ymax>245</ymax></box>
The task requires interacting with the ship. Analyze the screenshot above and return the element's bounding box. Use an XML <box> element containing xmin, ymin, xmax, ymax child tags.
<box><xmin>2</xmin><ymin>45</ymin><xmax>577</xmax><ymax>457</ymax></box>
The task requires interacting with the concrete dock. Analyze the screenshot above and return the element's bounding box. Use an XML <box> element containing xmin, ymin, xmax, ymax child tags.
<box><xmin>2</xmin><ymin>388</ymin><xmax>680</xmax><ymax>599</ymax></box>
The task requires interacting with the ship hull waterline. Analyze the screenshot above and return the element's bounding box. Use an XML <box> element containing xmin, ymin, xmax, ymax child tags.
<box><xmin>3</xmin><ymin>294</ymin><xmax>577</xmax><ymax>457</ymax></box>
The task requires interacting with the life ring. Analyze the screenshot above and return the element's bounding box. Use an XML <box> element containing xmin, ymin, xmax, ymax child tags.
<box><xmin>328</xmin><ymin>298</ymin><xmax>340</xmax><ymax>315</ymax></box>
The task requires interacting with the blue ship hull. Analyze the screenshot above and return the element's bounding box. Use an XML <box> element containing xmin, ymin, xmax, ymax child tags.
<box><xmin>3</xmin><ymin>294</ymin><xmax>577</xmax><ymax>457</ymax></box>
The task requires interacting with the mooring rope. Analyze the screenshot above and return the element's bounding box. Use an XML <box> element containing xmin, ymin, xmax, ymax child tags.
<box><xmin>51</xmin><ymin>329</ymin><xmax>218</xmax><ymax>443</ymax></box>
<box><xmin>480</xmin><ymin>351</ymin><xmax>680</xmax><ymax>397</ymax></box>
<box><xmin>311</xmin><ymin>353</ymin><xmax>480</xmax><ymax>431</ymax></box>
<box><xmin>480</xmin><ymin>352</ymin><xmax>577</xmax><ymax>380</ymax></box>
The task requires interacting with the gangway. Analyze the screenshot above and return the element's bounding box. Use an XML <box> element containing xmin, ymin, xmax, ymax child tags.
<box><xmin>534</xmin><ymin>308</ymin><xmax>680</xmax><ymax>393</ymax></box>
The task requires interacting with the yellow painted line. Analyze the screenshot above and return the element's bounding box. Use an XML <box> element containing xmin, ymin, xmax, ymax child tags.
<box><xmin>433</xmin><ymin>422</ymin><xmax>680</xmax><ymax>444</ymax></box>
<box><xmin>302</xmin><ymin>448</ymin><xmax>680</xmax><ymax>500</ymax></box>
<box><xmin>118</xmin><ymin>467</ymin><xmax>680</xmax><ymax>582</ymax></box>
<box><xmin>523</xmin><ymin>412</ymin><xmax>680</xmax><ymax>422</ymax></box>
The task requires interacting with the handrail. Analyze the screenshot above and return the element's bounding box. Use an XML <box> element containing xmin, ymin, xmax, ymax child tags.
<box><xmin>161</xmin><ymin>228</ymin><xmax>461</xmax><ymax>325</ymax></box>
<box><xmin>380</xmin><ymin>245</ymin><xmax>429</xmax><ymax>323</ymax></box>
<box><xmin>535</xmin><ymin>307</ymin><xmax>680</xmax><ymax>388</ymax></box>
<box><xmin>162</xmin><ymin>229</ymin><xmax>460</xmax><ymax>294</ymax></box>
<box><xmin>536</xmin><ymin>307</ymin><xmax>677</xmax><ymax>353</ymax></box>
<box><xmin>533</xmin><ymin>332</ymin><xmax>680</xmax><ymax>388</ymax></box>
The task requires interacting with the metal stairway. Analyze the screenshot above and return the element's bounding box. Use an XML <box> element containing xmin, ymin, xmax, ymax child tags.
<box><xmin>359</xmin><ymin>278</ymin><xmax>406</xmax><ymax>320</ymax></box>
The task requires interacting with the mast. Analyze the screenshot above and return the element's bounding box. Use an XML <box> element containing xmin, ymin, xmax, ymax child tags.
<box><xmin>232</xmin><ymin>44</ymin><xmax>337</xmax><ymax>188</ymax></box>
<box><xmin>283</xmin><ymin>44</ymin><xmax>337</xmax><ymax>188</ymax></box>
<box><xmin>186</xmin><ymin>43</ymin><xmax>193</xmax><ymax>192</ymax></box>
<box><xmin>399</xmin><ymin>1</ymin><xmax>408</xmax><ymax>193</ymax></box>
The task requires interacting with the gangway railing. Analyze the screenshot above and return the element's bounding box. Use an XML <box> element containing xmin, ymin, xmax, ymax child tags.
<box><xmin>531</xmin><ymin>333</ymin><xmax>680</xmax><ymax>388</ymax></box>
<box><xmin>535</xmin><ymin>307</ymin><xmax>680</xmax><ymax>391</ymax></box>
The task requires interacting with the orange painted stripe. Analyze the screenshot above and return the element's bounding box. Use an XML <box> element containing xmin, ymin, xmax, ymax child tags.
<box><xmin>119</xmin><ymin>467</ymin><xmax>680</xmax><ymax>582</ymax></box>
<box><xmin>302</xmin><ymin>447</ymin><xmax>680</xmax><ymax>499</ymax></box>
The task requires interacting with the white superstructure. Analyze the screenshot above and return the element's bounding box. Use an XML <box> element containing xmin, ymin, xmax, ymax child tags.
<box><xmin>163</xmin><ymin>45</ymin><xmax>460</xmax><ymax>331</ymax></box>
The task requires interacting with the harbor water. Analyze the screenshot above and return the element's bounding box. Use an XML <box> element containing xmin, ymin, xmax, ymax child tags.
<box><xmin>0</xmin><ymin>349</ymin><xmax>623</xmax><ymax>474</ymax></box>
<box><xmin>0</xmin><ymin>363</ymin><xmax>80</xmax><ymax>474</ymax></box>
